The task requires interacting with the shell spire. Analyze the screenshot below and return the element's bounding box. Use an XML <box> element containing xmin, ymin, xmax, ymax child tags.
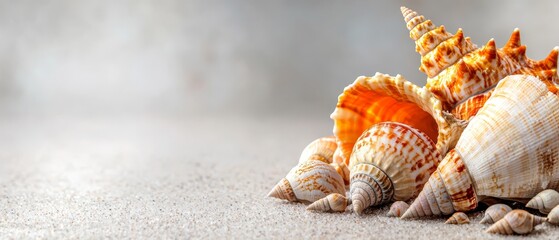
<box><xmin>401</xmin><ymin>7</ymin><xmax>559</xmax><ymax>119</ymax></box>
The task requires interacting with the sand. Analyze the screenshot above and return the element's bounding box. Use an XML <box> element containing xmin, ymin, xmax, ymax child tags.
<box><xmin>0</xmin><ymin>114</ymin><xmax>557</xmax><ymax>239</ymax></box>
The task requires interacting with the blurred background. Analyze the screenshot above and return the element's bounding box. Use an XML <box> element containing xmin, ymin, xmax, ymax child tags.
<box><xmin>0</xmin><ymin>0</ymin><xmax>557</xmax><ymax>119</ymax></box>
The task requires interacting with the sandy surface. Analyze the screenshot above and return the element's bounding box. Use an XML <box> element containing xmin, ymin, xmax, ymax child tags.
<box><xmin>0</xmin><ymin>114</ymin><xmax>557</xmax><ymax>239</ymax></box>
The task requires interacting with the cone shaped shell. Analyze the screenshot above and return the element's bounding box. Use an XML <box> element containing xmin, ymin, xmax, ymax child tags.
<box><xmin>306</xmin><ymin>193</ymin><xmax>348</xmax><ymax>213</ymax></box>
<box><xmin>298</xmin><ymin>136</ymin><xmax>337</xmax><ymax>164</ymax></box>
<box><xmin>349</xmin><ymin>122</ymin><xmax>442</xmax><ymax>214</ymax></box>
<box><xmin>268</xmin><ymin>160</ymin><xmax>345</xmax><ymax>203</ymax></box>
<box><xmin>445</xmin><ymin>212</ymin><xmax>470</xmax><ymax>224</ymax></box>
<box><xmin>331</xmin><ymin>72</ymin><xmax>464</xmax><ymax>166</ymax></box>
<box><xmin>480</xmin><ymin>204</ymin><xmax>512</xmax><ymax>224</ymax></box>
<box><xmin>401</xmin><ymin>7</ymin><xmax>558</xmax><ymax>116</ymax></box>
<box><xmin>526</xmin><ymin>189</ymin><xmax>559</xmax><ymax>214</ymax></box>
<box><xmin>403</xmin><ymin>74</ymin><xmax>559</xmax><ymax>219</ymax></box>
<box><xmin>486</xmin><ymin>210</ymin><xmax>547</xmax><ymax>235</ymax></box>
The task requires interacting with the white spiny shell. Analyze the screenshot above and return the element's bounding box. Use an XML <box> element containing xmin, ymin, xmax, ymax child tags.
<box><xmin>306</xmin><ymin>193</ymin><xmax>348</xmax><ymax>213</ymax></box>
<box><xmin>480</xmin><ymin>204</ymin><xmax>512</xmax><ymax>224</ymax></box>
<box><xmin>387</xmin><ymin>201</ymin><xmax>409</xmax><ymax>217</ymax></box>
<box><xmin>268</xmin><ymin>160</ymin><xmax>346</xmax><ymax>203</ymax></box>
<box><xmin>445</xmin><ymin>212</ymin><xmax>470</xmax><ymax>224</ymax></box>
<box><xmin>526</xmin><ymin>189</ymin><xmax>559</xmax><ymax>214</ymax></box>
<box><xmin>403</xmin><ymin>75</ymin><xmax>559</xmax><ymax>219</ymax></box>
<box><xmin>548</xmin><ymin>204</ymin><xmax>559</xmax><ymax>225</ymax></box>
<box><xmin>349</xmin><ymin>122</ymin><xmax>442</xmax><ymax>214</ymax></box>
<box><xmin>486</xmin><ymin>210</ymin><xmax>547</xmax><ymax>235</ymax></box>
<box><xmin>298</xmin><ymin>136</ymin><xmax>337</xmax><ymax>164</ymax></box>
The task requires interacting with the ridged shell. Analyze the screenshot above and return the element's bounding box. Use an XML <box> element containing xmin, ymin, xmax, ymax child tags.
<box><xmin>331</xmin><ymin>72</ymin><xmax>465</xmax><ymax>166</ymax></box>
<box><xmin>306</xmin><ymin>193</ymin><xmax>348</xmax><ymax>213</ymax></box>
<box><xmin>387</xmin><ymin>201</ymin><xmax>409</xmax><ymax>217</ymax></box>
<box><xmin>548</xmin><ymin>204</ymin><xmax>559</xmax><ymax>225</ymax></box>
<box><xmin>402</xmin><ymin>75</ymin><xmax>559</xmax><ymax>219</ymax></box>
<box><xmin>480</xmin><ymin>204</ymin><xmax>513</xmax><ymax>224</ymax></box>
<box><xmin>268</xmin><ymin>160</ymin><xmax>346</xmax><ymax>203</ymax></box>
<box><xmin>330</xmin><ymin>162</ymin><xmax>350</xmax><ymax>186</ymax></box>
<box><xmin>445</xmin><ymin>212</ymin><xmax>469</xmax><ymax>224</ymax></box>
<box><xmin>526</xmin><ymin>189</ymin><xmax>559</xmax><ymax>214</ymax></box>
<box><xmin>486</xmin><ymin>210</ymin><xmax>547</xmax><ymax>235</ymax></box>
<box><xmin>401</xmin><ymin>7</ymin><xmax>558</xmax><ymax>120</ymax></box>
<box><xmin>298</xmin><ymin>136</ymin><xmax>337</xmax><ymax>164</ymax></box>
<box><xmin>349</xmin><ymin>122</ymin><xmax>442</xmax><ymax>214</ymax></box>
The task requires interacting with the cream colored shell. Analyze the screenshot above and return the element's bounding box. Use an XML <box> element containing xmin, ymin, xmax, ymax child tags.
<box><xmin>480</xmin><ymin>204</ymin><xmax>512</xmax><ymax>224</ymax></box>
<box><xmin>526</xmin><ymin>189</ymin><xmax>559</xmax><ymax>214</ymax></box>
<box><xmin>445</xmin><ymin>212</ymin><xmax>469</xmax><ymax>224</ymax></box>
<box><xmin>306</xmin><ymin>193</ymin><xmax>348</xmax><ymax>213</ymax></box>
<box><xmin>387</xmin><ymin>201</ymin><xmax>409</xmax><ymax>217</ymax></box>
<box><xmin>548</xmin><ymin>204</ymin><xmax>559</xmax><ymax>225</ymax></box>
<box><xmin>298</xmin><ymin>136</ymin><xmax>337</xmax><ymax>164</ymax></box>
<box><xmin>486</xmin><ymin>210</ymin><xmax>547</xmax><ymax>235</ymax></box>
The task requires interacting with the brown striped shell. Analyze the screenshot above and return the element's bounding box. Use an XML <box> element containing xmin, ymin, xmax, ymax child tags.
<box><xmin>306</xmin><ymin>193</ymin><xmax>349</xmax><ymax>213</ymax></box>
<box><xmin>486</xmin><ymin>210</ymin><xmax>547</xmax><ymax>235</ymax></box>
<box><xmin>268</xmin><ymin>160</ymin><xmax>346</xmax><ymax>203</ymax></box>
<box><xmin>402</xmin><ymin>75</ymin><xmax>559</xmax><ymax>219</ymax></box>
<box><xmin>330</xmin><ymin>73</ymin><xmax>465</xmax><ymax>167</ymax></box>
<box><xmin>445</xmin><ymin>212</ymin><xmax>470</xmax><ymax>224</ymax></box>
<box><xmin>401</xmin><ymin>7</ymin><xmax>558</xmax><ymax>120</ymax></box>
<box><xmin>349</xmin><ymin>122</ymin><xmax>442</xmax><ymax>214</ymax></box>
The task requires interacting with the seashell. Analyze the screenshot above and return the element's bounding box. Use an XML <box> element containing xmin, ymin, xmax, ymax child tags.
<box><xmin>330</xmin><ymin>162</ymin><xmax>350</xmax><ymax>186</ymax></box>
<box><xmin>486</xmin><ymin>210</ymin><xmax>547</xmax><ymax>235</ymax></box>
<box><xmin>349</xmin><ymin>122</ymin><xmax>442</xmax><ymax>214</ymax></box>
<box><xmin>526</xmin><ymin>189</ymin><xmax>559</xmax><ymax>214</ymax></box>
<box><xmin>268</xmin><ymin>160</ymin><xmax>346</xmax><ymax>203</ymax></box>
<box><xmin>330</xmin><ymin>72</ymin><xmax>466</xmax><ymax>166</ymax></box>
<box><xmin>401</xmin><ymin>75</ymin><xmax>559</xmax><ymax>219</ymax></box>
<box><xmin>480</xmin><ymin>204</ymin><xmax>513</xmax><ymax>224</ymax></box>
<box><xmin>401</xmin><ymin>7</ymin><xmax>558</xmax><ymax>120</ymax></box>
<box><xmin>298</xmin><ymin>136</ymin><xmax>337</xmax><ymax>164</ymax></box>
<box><xmin>387</xmin><ymin>201</ymin><xmax>409</xmax><ymax>217</ymax></box>
<box><xmin>445</xmin><ymin>212</ymin><xmax>469</xmax><ymax>224</ymax></box>
<box><xmin>548</xmin><ymin>204</ymin><xmax>559</xmax><ymax>225</ymax></box>
<box><xmin>306</xmin><ymin>193</ymin><xmax>348</xmax><ymax>213</ymax></box>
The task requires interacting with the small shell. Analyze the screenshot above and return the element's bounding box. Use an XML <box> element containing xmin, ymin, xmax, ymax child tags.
<box><xmin>306</xmin><ymin>193</ymin><xmax>348</xmax><ymax>213</ymax></box>
<box><xmin>298</xmin><ymin>136</ymin><xmax>337</xmax><ymax>164</ymax></box>
<box><xmin>526</xmin><ymin>189</ymin><xmax>559</xmax><ymax>214</ymax></box>
<box><xmin>486</xmin><ymin>209</ymin><xmax>547</xmax><ymax>235</ymax></box>
<box><xmin>268</xmin><ymin>160</ymin><xmax>346</xmax><ymax>203</ymax></box>
<box><xmin>387</xmin><ymin>201</ymin><xmax>409</xmax><ymax>217</ymax></box>
<box><xmin>548</xmin><ymin>204</ymin><xmax>559</xmax><ymax>225</ymax></box>
<box><xmin>480</xmin><ymin>204</ymin><xmax>512</xmax><ymax>224</ymax></box>
<box><xmin>445</xmin><ymin>212</ymin><xmax>470</xmax><ymax>224</ymax></box>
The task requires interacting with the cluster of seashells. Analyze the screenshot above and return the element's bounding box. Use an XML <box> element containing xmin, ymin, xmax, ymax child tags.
<box><xmin>267</xmin><ymin>6</ymin><xmax>559</xmax><ymax>235</ymax></box>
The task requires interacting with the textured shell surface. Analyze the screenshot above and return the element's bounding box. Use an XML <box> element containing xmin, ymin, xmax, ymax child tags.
<box><xmin>402</xmin><ymin>75</ymin><xmax>559</xmax><ymax>219</ymax></box>
<box><xmin>526</xmin><ymin>189</ymin><xmax>559</xmax><ymax>214</ymax></box>
<box><xmin>298</xmin><ymin>136</ymin><xmax>337</xmax><ymax>164</ymax></box>
<box><xmin>548</xmin><ymin>204</ymin><xmax>559</xmax><ymax>225</ymax></box>
<box><xmin>387</xmin><ymin>201</ymin><xmax>409</xmax><ymax>217</ymax></box>
<box><xmin>480</xmin><ymin>204</ymin><xmax>513</xmax><ymax>224</ymax></box>
<box><xmin>349</xmin><ymin>121</ymin><xmax>442</xmax><ymax>214</ymax></box>
<box><xmin>401</xmin><ymin>7</ymin><xmax>558</xmax><ymax>120</ymax></box>
<box><xmin>306</xmin><ymin>193</ymin><xmax>349</xmax><ymax>213</ymax></box>
<box><xmin>268</xmin><ymin>160</ymin><xmax>346</xmax><ymax>203</ymax></box>
<box><xmin>331</xmin><ymin>72</ymin><xmax>465</xmax><ymax>166</ymax></box>
<box><xmin>486</xmin><ymin>210</ymin><xmax>547</xmax><ymax>235</ymax></box>
<box><xmin>445</xmin><ymin>212</ymin><xmax>470</xmax><ymax>224</ymax></box>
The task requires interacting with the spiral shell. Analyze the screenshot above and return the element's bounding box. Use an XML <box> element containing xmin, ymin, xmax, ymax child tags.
<box><xmin>445</xmin><ymin>212</ymin><xmax>469</xmax><ymax>224</ymax></box>
<box><xmin>268</xmin><ymin>160</ymin><xmax>346</xmax><ymax>203</ymax></box>
<box><xmin>306</xmin><ymin>193</ymin><xmax>349</xmax><ymax>213</ymax></box>
<box><xmin>480</xmin><ymin>204</ymin><xmax>513</xmax><ymax>224</ymax></box>
<box><xmin>331</xmin><ymin>72</ymin><xmax>465</xmax><ymax>166</ymax></box>
<box><xmin>486</xmin><ymin>210</ymin><xmax>547</xmax><ymax>235</ymax></box>
<box><xmin>401</xmin><ymin>6</ymin><xmax>558</xmax><ymax>120</ymax></box>
<box><xmin>387</xmin><ymin>201</ymin><xmax>409</xmax><ymax>218</ymax></box>
<box><xmin>349</xmin><ymin>122</ymin><xmax>442</xmax><ymax>214</ymax></box>
<box><xmin>402</xmin><ymin>75</ymin><xmax>559</xmax><ymax>219</ymax></box>
<box><xmin>548</xmin><ymin>204</ymin><xmax>559</xmax><ymax>225</ymax></box>
<box><xmin>526</xmin><ymin>189</ymin><xmax>559</xmax><ymax>214</ymax></box>
<box><xmin>298</xmin><ymin>136</ymin><xmax>337</xmax><ymax>164</ymax></box>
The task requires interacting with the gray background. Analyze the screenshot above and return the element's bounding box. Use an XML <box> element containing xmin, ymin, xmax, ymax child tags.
<box><xmin>0</xmin><ymin>0</ymin><xmax>557</xmax><ymax>118</ymax></box>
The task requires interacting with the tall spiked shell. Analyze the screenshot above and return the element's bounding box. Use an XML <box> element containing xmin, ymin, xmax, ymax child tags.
<box><xmin>331</xmin><ymin>72</ymin><xmax>465</xmax><ymax>166</ymax></box>
<box><xmin>401</xmin><ymin>7</ymin><xmax>559</xmax><ymax>120</ymax></box>
<box><xmin>268</xmin><ymin>160</ymin><xmax>346</xmax><ymax>203</ymax></box>
<box><xmin>402</xmin><ymin>75</ymin><xmax>559</xmax><ymax>219</ymax></box>
<box><xmin>349</xmin><ymin>122</ymin><xmax>442</xmax><ymax>214</ymax></box>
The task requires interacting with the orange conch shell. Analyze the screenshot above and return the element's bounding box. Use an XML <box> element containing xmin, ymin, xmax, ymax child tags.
<box><xmin>401</xmin><ymin>7</ymin><xmax>558</xmax><ymax>120</ymax></box>
<box><xmin>330</xmin><ymin>72</ymin><xmax>465</xmax><ymax>166</ymax></box>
